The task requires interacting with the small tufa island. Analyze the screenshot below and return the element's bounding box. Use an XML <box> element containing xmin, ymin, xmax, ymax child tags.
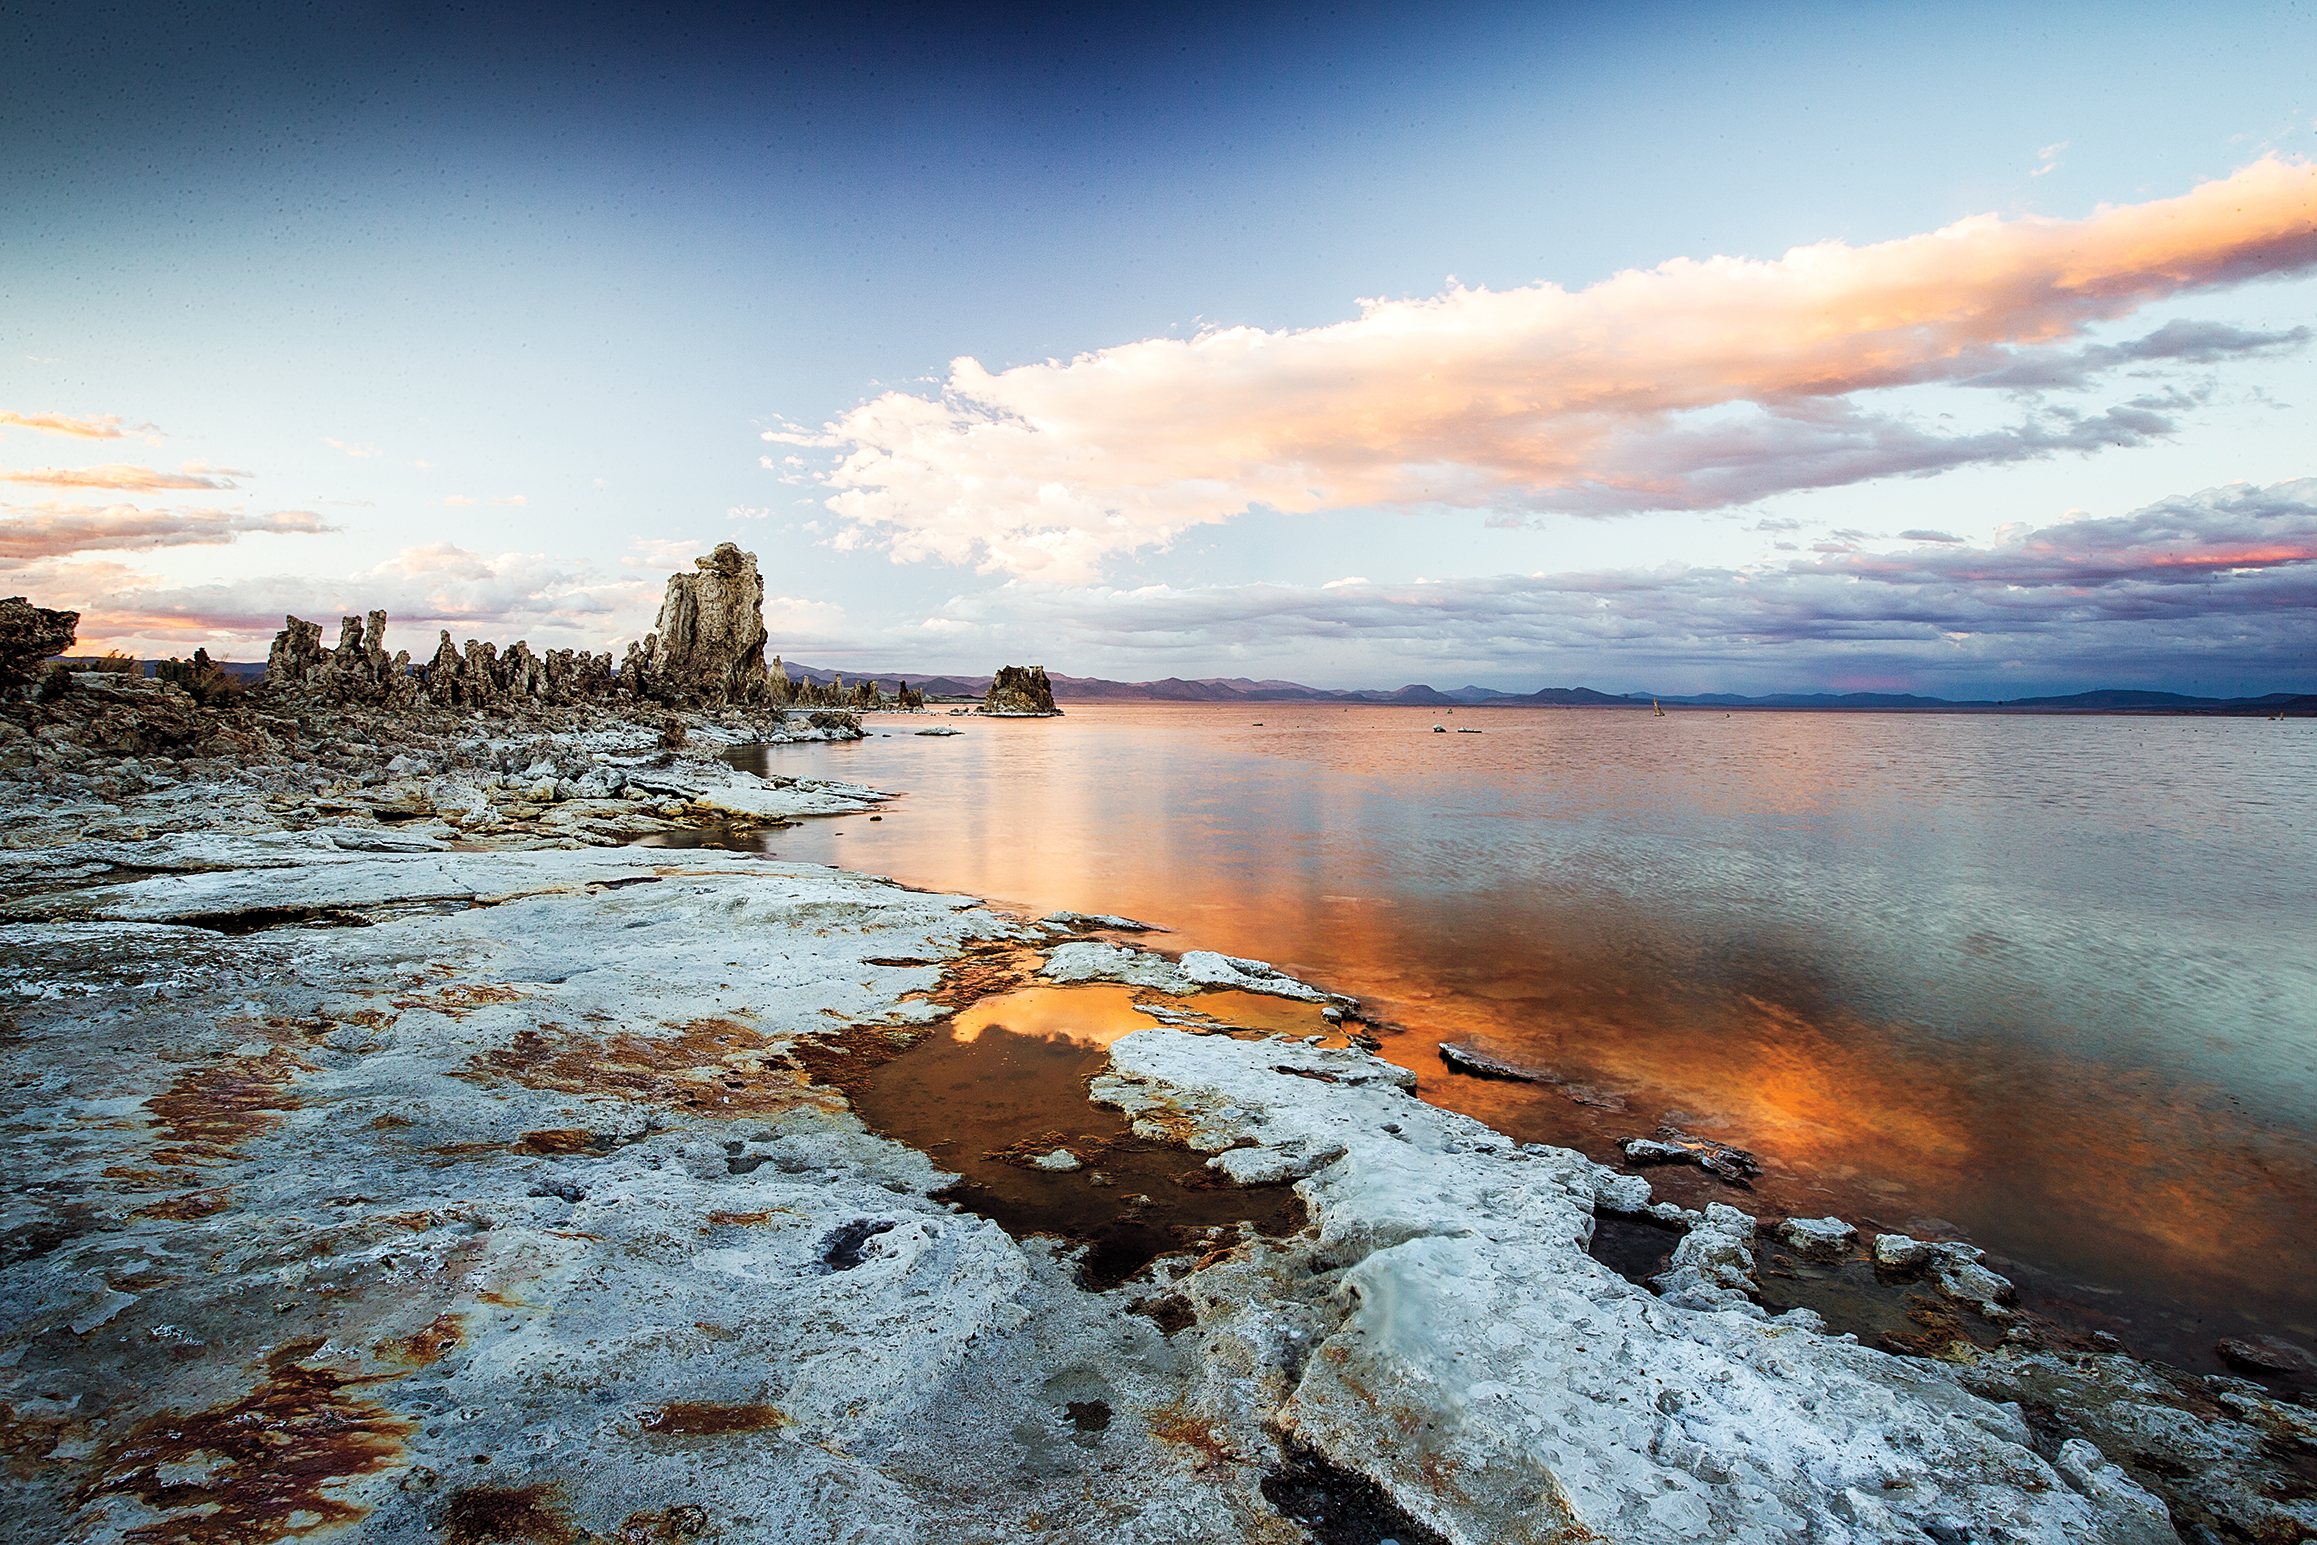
<box><xmin>262</xmin><ymin>542</ymin><xmax>924</xmax><ymax>713</ymax></box>
<box><xmin>980</xmin><ymin>663</ymin><xmax>1060</xmax><ymax>716</ymax></box>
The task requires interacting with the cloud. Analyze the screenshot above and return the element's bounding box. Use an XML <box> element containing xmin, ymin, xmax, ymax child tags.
<box><xmin>325</xmin><ymin>437</ymin><xmax>381</xmax><ymax>458</ymax></box>
<box><xmin>622</xmin><ymin>536</ymin><xmax>704</xmax><ymax>570</ymax></box>
<box><xmin>1960</xmin><ymin>317</ymin><xmax>2311</xmax><ymax>390</ymax></box>
<box><xmin>780</xmin><ymin>157</ymin><xmax>2317</xmax><ymax>580</ymax></box>
<box><xmin>19</xmin><ymin>542</ymin><xmax>670</xmax><ymax>654</ymax></box>
<box><xmin>1897</xmin><ymin>529</ymin><xmax>1962</xmax><ymax>543</ymax></box>
<box><xmin>0</xmin><ymin>462</ymin><xmax>240</xmax><ymax>491</ymax></box>
<box><xmin>0</xmin><ymin>410</ymin><xmax>128</xmax><ymax>439</ymax></box>
<box><xmin>936</xmin><ymin>479</ymin><xmax>2317</xmax><ymax>686</ymax></box>
<box><xmin>2032</xmin><ymin>141</ymin><xmax>2067</xmax><ymax>178</ymax></box>
<box><xmin>444</xmin><ymin>493</ymin><xmax>528</xmax><ymax>506</ymax></box>
<box><xmin>0</xmin><ymin>503</ymin><xmax>330</xmax><ymax>560</ymax></box>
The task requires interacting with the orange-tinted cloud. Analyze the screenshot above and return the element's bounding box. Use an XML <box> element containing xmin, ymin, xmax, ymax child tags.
<box><xmin>0</xmin><ymin>410</ymin><xmax>129</xmax><ymax>439</ymax></box>
<box><xmin>0</xmin><ymin>463</ymin><xmax>239</xmax><ymax>491</ymax></box>
<box><xmin>0</xmin><ymin>503</ymin><xmax>329</xmax><ymax>560</ymax></box>
<box><xmin>781</xmin><ymin>157</ymin><xmax>2317</xmax><ymax>579</ymax></box>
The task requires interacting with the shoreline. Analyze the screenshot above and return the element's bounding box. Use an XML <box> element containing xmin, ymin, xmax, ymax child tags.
<box><xmin>3</xmin><ymin>699</ymin><xmax>2311</xmax><ymax>1541</ymax></box>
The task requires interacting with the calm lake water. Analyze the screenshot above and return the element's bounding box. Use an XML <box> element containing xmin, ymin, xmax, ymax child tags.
<box><xmin>712</xmin><ymin>703</ymin><xmax>2316</xmax><ymax>1372</ymax></box>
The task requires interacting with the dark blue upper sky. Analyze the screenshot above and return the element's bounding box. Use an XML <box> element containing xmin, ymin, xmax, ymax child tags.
<box><xmin>5</xmin><ymin>1</ymin><xmax>2314</xmax><ymax>693</ymax></box>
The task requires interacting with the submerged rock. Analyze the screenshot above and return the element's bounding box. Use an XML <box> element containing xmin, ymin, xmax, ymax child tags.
<box><xmin>1620</xmin><ymin>1126</ymin><xmax>1762</xmax><ymax>1186</ymax></box>
<box><xmin>2216</xmin><ymin>1334</ymin><xmax>2317</xmax><ymax>1376</ymax></box>
<box><xmin>1044</xmin><ymin>910</ymin><xmax>1166</xmax><ymax>932</ymax></box>
<box><xmin>1436</xmin><ymin>1040</ymin><xmax>1547</xmax><ymax>1081</ymax></box>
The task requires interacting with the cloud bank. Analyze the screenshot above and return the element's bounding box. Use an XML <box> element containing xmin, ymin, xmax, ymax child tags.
<box><xmin>779</xmin><ymin>157</ymin><xmax>2317</xmax><ymax>579</ymax></box>
<box><xmin>18</xmin><ymin>541</ymin><xmax>667</xmax><ymax>653</ymax></box>
<box><xmin>1</xmin><ymin>462</ymin><xmax>240</xmax><ymax>491</ymax></box>
<box><xmin>0</xmin><ymin>411</ymin><xmax>132</xmax><ymax>439</ymax></box>
<box><xmin>0</xmin><ymin>503</ymin><xmax>328</xmax><ymax>560</ymax></box>
<box><xmin>941</xmin><ymin>479</ymin><xmax>2317</xmax><ymax>689</ymax></box>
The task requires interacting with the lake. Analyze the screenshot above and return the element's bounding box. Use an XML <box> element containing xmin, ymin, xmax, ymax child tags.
<box><xmin>702</xmin><ymin>703</ymin><xmax>2315</xmax><ymax>1373</ymax></box>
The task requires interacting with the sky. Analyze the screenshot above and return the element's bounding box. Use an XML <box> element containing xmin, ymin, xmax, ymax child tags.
<box><xmin>4</xmin><ymin>0</ymin><xmax>2315</xmax><ymax>697</ymax></box>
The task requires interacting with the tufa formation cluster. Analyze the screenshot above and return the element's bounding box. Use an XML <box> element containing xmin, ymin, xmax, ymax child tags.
<box><xmin>256</xmin><ymin>543</ymin><xmax>916</xmax><ymax>712</ymax></box>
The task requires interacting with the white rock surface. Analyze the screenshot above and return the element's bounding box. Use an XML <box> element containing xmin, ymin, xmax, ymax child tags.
<box><xmin>1040</xmin><ymin>939</ymin><xmax>1196</xmax><ymax>991</ymax></box>
<box><xmin>1776</xmin><ymin>1215</ymin><xmax>1858</xmax><ymax>1259</ymax></box>
<box><xmin>1040</xmin><ymin>940</ymin><xmax>1348</xmax><ymax>1004</ymax></box>
<box><xmin>1178</xmin><ymin>949</ymin><xmax>1350</xmax><ymax>1002</ymax></box>
<box><xmin>2056</xmin><ymin>1440</ymin><xmax>2177</xmax><ymax>1545</ymax></box>
<box><xmin>0</xmin><ymin>815</ymin><xmax>2270</xmax><ymax>1545</ymax></box>
<box><xmin>1093</xmin><ymin>1030</ymin><xmax>2168</xmax><ymax>1545</ymax></box>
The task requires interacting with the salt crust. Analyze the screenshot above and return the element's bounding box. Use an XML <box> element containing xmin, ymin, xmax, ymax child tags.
<box><xmin>0</xmin><ymin>836</ymin><xmax>2182</xmax><ymax>1543</ymax></box>
<box><xmin>1039</xmin><ymin>939</ymin><xmax>1353</xmax><ymax>1003</ymax></box>
<box><xmin>1093</xmin><ymin>1031</ymin><xmax>2175</xmax><ymax>1545</ymax></box>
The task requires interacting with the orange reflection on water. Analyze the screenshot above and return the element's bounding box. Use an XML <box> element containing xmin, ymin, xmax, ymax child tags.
<box><xmin>731</xmin><ymin>703</ymin><xmax>2317</xmax><ymax>1365</ymax></box>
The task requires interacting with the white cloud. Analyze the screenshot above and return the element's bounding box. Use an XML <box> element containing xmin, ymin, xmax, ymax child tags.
<box><xmin>0</xmin><ymin>502</ymin><xmax>330</xmax><ymax>560</ymax></box>
<box><xmin>779</xmin><ymin>158</ymin><xmax>2317</xmax><ymax>581</ymax></box>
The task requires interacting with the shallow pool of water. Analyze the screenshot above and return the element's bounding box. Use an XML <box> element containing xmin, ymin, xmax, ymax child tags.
<box><xmin>847</xmin><ymin>983</ymin><xmax>1326</xmax><ymax>1286</ymax></box>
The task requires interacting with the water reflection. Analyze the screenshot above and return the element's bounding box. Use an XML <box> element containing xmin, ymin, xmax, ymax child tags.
<box><xmin>710</xmin><ymin>705</ymin><xmax>2316</xmax><ymax>1371</ymax></box>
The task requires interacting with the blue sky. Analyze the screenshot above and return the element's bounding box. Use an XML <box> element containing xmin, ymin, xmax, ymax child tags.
<box><xmin>4</xmin><ymin>1</ymin><xmax>2314</xmax><ymax>695</ymax></box>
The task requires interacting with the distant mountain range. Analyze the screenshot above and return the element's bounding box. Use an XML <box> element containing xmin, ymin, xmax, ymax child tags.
<box><xmin>786</xmin><ymin>665</ymin><xmax>2315</xmax><ymax>715</ymax></box>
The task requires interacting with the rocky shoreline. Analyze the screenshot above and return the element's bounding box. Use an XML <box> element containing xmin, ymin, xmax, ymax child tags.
<box><xmin>3</xmin><ymin>565</ymin><xmax>2310</xmax><ymax>1544</ymax></box>
<box><xmin>3</xmin><ymin>736</ymin><xmax>2312</xmax><ymax>1542</ymax></box>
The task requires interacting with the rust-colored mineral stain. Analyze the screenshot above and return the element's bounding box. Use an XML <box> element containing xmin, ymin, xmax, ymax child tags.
<box><xmin>1147</xmin><ymin>1401</ymin><xmax>1239</xmax><ymax>1468</ymax></box>
<box><xmin>134</xmin><ymin>1187</ymin><xmax>233</xmax><ymax>1221</ymax></box>
<box><xmin>458</xmin><ymin>1020</ymin><xmax>829</xmax><ymax>1118</ymax></box>
<box><xmin>637</xmin><ymin>1402</ymin><xmax>792</xmax><ymax>1436</ymax></box>
<box><xmin>781</xmin><ymin>1020</ymin><xmax>933</xmax><ymax>1099</ymax></box>
<box><xmin>391</xmin><ymin>983</ymin><xmax>528</xmax><ymax>1018</ymax></box>
<box><xmin>144</xmin><ymin>1053</ymin><xmax>310</xmax><ymax>1165</ymax></box>
<box><xmin>88</xmin><ymin>1358</ymin><xmax>412</xmax><ymax>1544</ymax></box>
<box><xmin>510</xmin><ymin>1128</ymin><xmax>604</xmax><ymax>1155</ymax></box>
<box><xmin>385</xmin><ymin>1313</ymin><xmax>465</xmax><ymax>1366</ymax></box>
<box><xmin>911</xmin><ymin>942</ymin><xmax>1041</xmax><ymax>1011</ymax></box>
<box><xmin>443</xmin><ymin>1483</ymin><xmax>577</xmax><ymax>1545</ymax></box>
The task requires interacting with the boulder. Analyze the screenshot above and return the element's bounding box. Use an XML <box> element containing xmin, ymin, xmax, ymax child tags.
<box><xmin>1775</xmin><ymin>1215</ymin><xmax>1858</xmax><ymax>1259</ymax></box>
<box><xmin>1874</xmin><ymin>1232</ymin><xmax>1934</xmax><ymax>1270</ymax></box>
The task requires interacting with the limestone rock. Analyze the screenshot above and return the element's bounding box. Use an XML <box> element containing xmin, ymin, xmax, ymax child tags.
<box><xmin>2216</xmin><ymin>1334</ymin><xmax>2317</xmax><ymax>1376</ymax></box>
<box><xmin>1875</xmin><ymin>1231</ymin><xmax>1935</xmax><ymax>1269</ymax></box>
<box><xmin>647</xmin><ymin>542</ymin><xmax>770</xmax><ymax>706</ymax></box>
<box><xmin>0</xmin><ymin>596</ymin><xmax>78</xmax><ymax>691</ymax></box>
<box><xmin>1651</xmin><ymin>1201</ymin><xmax>1764</xmax><ymax>1314</ymax></box>
<box><xmin>983</xmin><ymin>664</ymin><xmax>1059</xmax><ymax>715</ymax></box>
<box><xmin>2055</xmin><ymin>1439</ymin><xmax>2177</xmax><ymax>1545</ymax></box>
<box><xmin>1775</xmin><ymin>1215</ymin><xmax>1858</xmax><ymax>1259</ymax></box>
